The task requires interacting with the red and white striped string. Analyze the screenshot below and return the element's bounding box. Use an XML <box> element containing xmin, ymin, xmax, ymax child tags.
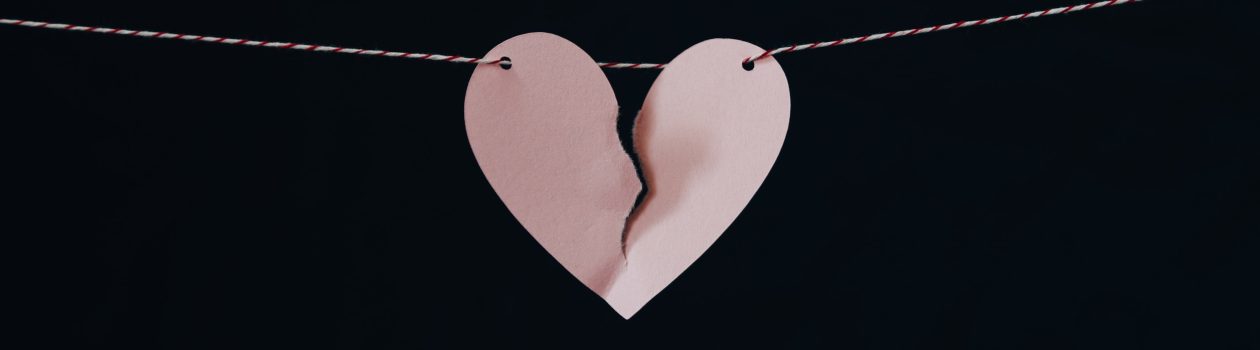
<box><xmin>1</xmin><ymin>0</ymin><xmax>1140</xmax><ymax>70</ymax></box>
<box><xmin>744</xmin><ymin>0</ymin><xmax>1140</xmax><ymax>64</ymax></box>
<box><xmin>0</xmin><ymin>18</ymin><xmax>507</xmax><ymax>66</ymax></box>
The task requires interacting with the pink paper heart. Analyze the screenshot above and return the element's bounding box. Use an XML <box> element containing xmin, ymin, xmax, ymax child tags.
<box><xmin>465</xmin><ymin>33</ymin><xmax>790</xmax><ymax>318</ymax></box>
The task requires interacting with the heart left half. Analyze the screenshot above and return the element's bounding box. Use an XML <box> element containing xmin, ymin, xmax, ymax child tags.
<box><xmin>464</xmin><ymin>33</ymin><xmax>641</xmax><ymax>301</ymax></box>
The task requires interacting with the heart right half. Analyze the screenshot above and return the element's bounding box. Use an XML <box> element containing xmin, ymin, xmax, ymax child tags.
<box><xmin>464</xmin><ymin>33</ymin><xmax>790</xmax><ymax>319</ymax></box>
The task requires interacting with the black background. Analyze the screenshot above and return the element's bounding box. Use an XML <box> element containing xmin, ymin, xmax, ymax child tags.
<box><xmin>4</xmin><ymin>1</ymin><xmax>1257</xmax><ymax>348</ymax></box>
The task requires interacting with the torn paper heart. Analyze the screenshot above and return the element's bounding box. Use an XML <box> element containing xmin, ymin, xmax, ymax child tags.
<box><xmin>464</xmin><ymin>32</ymin><xmax>790</xmax><ymax>318</ymax></box>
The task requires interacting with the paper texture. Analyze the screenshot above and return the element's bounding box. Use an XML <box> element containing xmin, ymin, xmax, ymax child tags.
<box><xmin>608</xmin><ymin>39</ymin><xmax>791</xmax><ymax>317</ymax></box>
<box><xmin>465</xmin><ymin>33</ymin><xmax>790</xmax><ymax>318</ymax></box>
<box><xmin>465</xmin><ymin>33</ymin><xmax>641</xmax><ymax>294</ymax></box>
